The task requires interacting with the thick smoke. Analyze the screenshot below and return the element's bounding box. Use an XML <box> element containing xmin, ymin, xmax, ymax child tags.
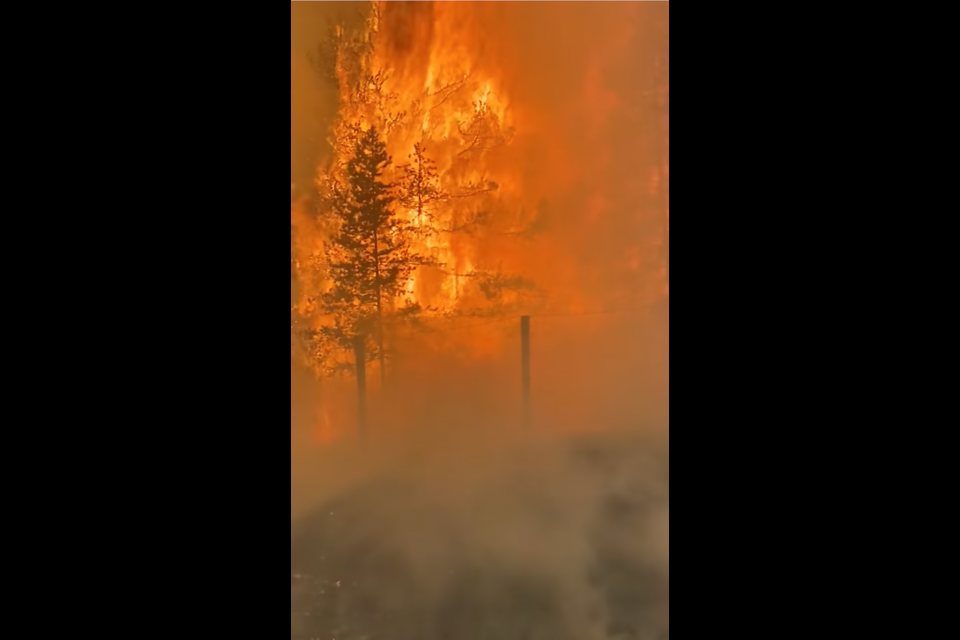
<box><xmin>290</xmin><ymin>307</ymin><xmax>668</xmax><ymax>639</ymax></box>
<box><xmin>291</xmin><ymin>428</ymin><xmax>668</xmax><ymax>640</ymax></box>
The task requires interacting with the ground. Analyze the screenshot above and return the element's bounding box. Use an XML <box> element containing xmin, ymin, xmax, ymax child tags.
<box><xmin>291</xmin><ymin>434</ymin><xmax>669</xmax><ymax>639</ymax></box>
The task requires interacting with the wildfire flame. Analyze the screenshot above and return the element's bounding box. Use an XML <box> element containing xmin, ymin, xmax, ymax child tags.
<box><xmin>292</xmin><ymin>1</ymin><xmax>669</xmax><ymax>441</ymax></box>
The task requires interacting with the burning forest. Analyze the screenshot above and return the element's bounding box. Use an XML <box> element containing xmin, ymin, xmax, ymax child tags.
<box><xmin>291</xmin><ymin>2</ymin><xmax>668</xmax><ymax>638</ymax></box>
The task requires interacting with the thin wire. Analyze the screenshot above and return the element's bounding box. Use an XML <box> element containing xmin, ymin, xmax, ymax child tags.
<box><xmin>412</xmin><ymin>316</ymin><xmax>517</xmax><ymax>333</ymax></box>
<box><xmin>391</xmin><ymin>306</ymin><xmax>647</xmax><ymax>335</ymax></box>
<box><xmin>294</xmin><ymin>298</ymin><xmax>653</xmax><ymax>342</ymax></box>
<box><xmin>297</xmin><ymin>306</ymin><xmax>648</xmax><ymax>339</ymax></box>
<box><xmin>529</xmin><ymin>307</ymin><xmax>646</xmax><ymax>319</ymax></box>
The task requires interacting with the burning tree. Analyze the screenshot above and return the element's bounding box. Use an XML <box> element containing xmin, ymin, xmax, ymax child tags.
<box><xmin>398</xmin><ymin>142</ymin><xmax>444</xmax><ymax>237</ymax></box>
<box><xmin>307</xmin><ymin>125</ymin><xmax>422</xmax><ymax>382</ymax></box>
<box><xmin>294</xmin><ymin>2</ymin><xmax>547</xmax><ymax>379</ymax></box>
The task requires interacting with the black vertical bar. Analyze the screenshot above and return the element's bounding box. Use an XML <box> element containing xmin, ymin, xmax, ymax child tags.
<box><xmin>521</xmin><ymin>316</ymin><xmax>531</xmax><ymax>427</ymax></box>
<box><xmin>353</xmin><ymin>335</ymin><xmax>367</xmax><ymax>442</ymax></box>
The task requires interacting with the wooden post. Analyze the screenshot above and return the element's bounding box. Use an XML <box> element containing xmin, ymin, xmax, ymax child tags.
<box><xmin>521</xmin><ymin>316</ymin><xmax>531</xmax><ymax>428</ymax></box>
<box><xmin>353</xmin><ymin>335</ymin><xmax>367</xmax><ymax>442</ymax></box>
<box><xmin>377</xmin><ymin>324</ymin><xmax>386</xmax><ymax>393</ymax></box>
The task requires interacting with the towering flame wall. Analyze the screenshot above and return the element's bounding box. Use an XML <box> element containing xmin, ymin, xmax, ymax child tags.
<box><xmin>292</xmin><ymin>1</ymin><xmax>669</xmax><ymax>445</ymax></box>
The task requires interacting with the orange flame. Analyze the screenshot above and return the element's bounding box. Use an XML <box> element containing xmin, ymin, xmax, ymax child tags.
<box><xmin>294</xmin><ymin>1</ymin><xmax>669</xmax><ymax>439</ymax></box>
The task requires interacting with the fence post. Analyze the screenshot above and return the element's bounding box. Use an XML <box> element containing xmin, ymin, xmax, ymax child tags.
<box><xmin>521</xmin><ymin>316</ymin><xmax>531</xmax><ymax>428</ymax></box>
<box><xmin>353</xmin><ymin>335</ymin><xmax>367</xmax><ymax>442</ymax></box>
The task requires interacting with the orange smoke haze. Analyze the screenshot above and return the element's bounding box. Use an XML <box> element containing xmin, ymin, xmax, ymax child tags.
<box><xmin>291</xmin><ymin>1</ymin><xmax>668</xmax><ymax>454</ymax></box>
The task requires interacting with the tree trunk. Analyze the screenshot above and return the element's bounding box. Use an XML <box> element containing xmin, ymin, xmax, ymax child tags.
<box><xmin>372</xmin><ymin>230</ymin><xmax>387</xmax><ymax>390</ymax></box>
<box><xmin>353</xmin><ymin>335</ymin><xmax>367</xmax><ymax>441</ymax></box>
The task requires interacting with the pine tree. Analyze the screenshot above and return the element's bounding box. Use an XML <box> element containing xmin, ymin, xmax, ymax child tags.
<box><xmin>319</xmin><ymin>126</ymin><xmax>415</xmax><ymax>385</ymax></box>
<box><xmin>398</xmin><ymin>142</ymin><xmax>445</xmax><ymax>237</ymax></box>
